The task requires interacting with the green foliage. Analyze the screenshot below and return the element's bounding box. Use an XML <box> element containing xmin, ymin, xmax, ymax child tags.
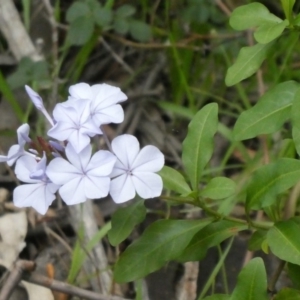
<box><xmin>182</xmin><ymin>103</ymin><xmax>218</xmax><ymax>190</ymax></box>
<box><xmin>66</xmin><ymin>0</ymin><xmax>152</xmax><ymax>45</ymax></box>
<box><xmin>113</xmin><ymin>218</ymin><xmax>212</xmax><ymax>282</ymax></box>
<box><xmin>203</xmin><ymin>295</ymin><xmax>230</xmax><ymax>300</ymax></box>
<box><xmin>291</xmin><ymin>88</ymin><xmax>300</xmax><ymax>155</ymax></box>
<box><xmin>267</xmin><ymin>218</ymin><xmax>300</xmax><ymax>265</ymax></box>
<box><xmin>230</xmin><ymin>3</ymin><xmax>282</xmax><ymax>30</ymax></box>
<box><xmin>200</xmin><ymin>177</ymin><xmax>236</xmax><ymax>200</ymax></box>
<box><xmin>159</xmin><ymin>166</ymin><xmax>191</xmax><ymax>195</ymax></box>
<box><xmin>287</xmin><ymin>263</ymin><xmax>300</xmax><ymax>289</ymax></box>
<box><xmin>177</xmin><ymin>220</ymin><xmax>246</xmax><ymax>262</ymax></box>
<box><xmin>248</xmin><ymin>230</ymin><xmax>267</xmax><ymax>251</ymax></box>
<box><xmin>233</xmin><ymin>81</ymin><xmax>300</xmax><ymax>140</ymax></box>
<box><xmin>108</xmin><ymin>200</ymin><xmax>146</xmax><ymax>246</ymax></box>
<box><xmin>274</xmin><ymin>288</ymin><xmax>300</xmax><ymax>300</ymax></box>
<box><xmin>225</xmin><ymin>42</ymin><xmax>274</xmax><ymax>86</ymax></box>
<box><xmin>7</xmin><ymin>57</ymin><xmax>50</xmax><ymax>90</ymax></box>
<box><xmin>230</xmin><ymin>258</ymin><xmax>268</xmax><ymax>300</ymax></box>
<box><xmin>246</xmin><ymin>158</ymin><xmax>300</xmax><ymax>210</ymax></box>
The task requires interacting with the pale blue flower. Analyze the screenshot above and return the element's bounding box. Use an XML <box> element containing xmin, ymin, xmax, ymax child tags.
<box><xmin>68</xmin><ymin>82</ymin><xmax>127</xmax><ymax>129</ymax></box>
<box><xmin>25</xmin><ymin>85</ymin><xmax>54</xmax><ymax>126</ymax></box>
<box><xmin>47</xmin><ymin>100</ymin><xmax>101</xmax><ymax>153</ymax></box>
<box><xmin>13</xmin><ymin>153</ymin><xmax>60</xmax><ymax>215</ymax></box>
<box><xmin>46</xmin><ymin>143</ymin><xmax>116</xmax><ymax>205</ymax></box>
<box><xmin>0</xmin><ymin>124</ymin><xmax>32</xmax><ymax>166</ymax></box>
<box><xmin>110</xmin><ymin>134</ymin><xmax>164</xmax><ymax>203</ymax></box>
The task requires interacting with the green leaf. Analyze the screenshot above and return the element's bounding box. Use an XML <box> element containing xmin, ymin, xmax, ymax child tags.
<box><xmin>281</xmin><ymin>0</ymin><xmax>295</xmax><ymax>22</ymax></box>
<box><xmin>267</xmin><ymin>218</ymin><xmax>300</xmax><ymax>265</ymax></box>
<box><xmin>254</xmin><ymin>20</ymin><xmax>289</xmax><ymax>44</ymax></box>
<box><xmin>93</xmin><ymin>7</ymin><xmax>112</xmax><ymax>27</ymax></box>
<box><xmin>158</xmin><ymin>166</ymin><xmax>191</xmax><ymax>195</ymax></box>
<box><xmin>203</xmin><ymin>295</ymin><xmax>230</xmax><ymax>300</ymax></box>
<box><xmin>200</xmin><ymin>177</ymin><xmax>236</xmax><ymax>199</ymax></box>
<box><xmin>231</xmin><ymin>258</ymin><xmax>268</xmax><ymax>300</ymax></box>
<box><xmin>115</xmin><ymin>4</ymin><xmax>136</xmax><ymax>18</ymax></box>
<box><xmin>292</xmin><ymin>89</ymin><xmax>300</xmax><ymax>155</ymax></box>
<box><xmin>233</xmin><ymin>81</ymin><xmax>300</xmax><ymax>140</ymax></box>
<box><xmin>182</xmin><ymin>103</ymin><xmax>218</xmax><ymax>190</ymax></box>
<box><xmin>247</xmin><ymin>158</ymin><xmax>300</xmax><ymax>210</ymax></box>
<box><xmin>113</xmin><ymin>17</ymin><xmax>129</xmax><ymax>34</ymax></box>
<box><xmin>287</xmin><ymin>263</ymin><xmax>300</xmax><ymax>289</ymax></box>
<box><xmin>177</xmin><ymin>220</ymin><xmax>247</xmax><ymax>262</ymax></box>
<box><xmin>129</xmin><ymin>19</ymin><xmax>152</xmax><ymax>42</ymax></box>
<box><xmin>108</xmin><ymin>201</ymin><xmax>146</xmax><ymax>246</ymax></box>
<box><xmin>274</xmin><ymin>288</ymin><xmax>300</xmax><ymax>300</ymax></box>
<box><xmin>248</xmin><ymin>230</ymin><xmax>267</xmax><ymax>251</ymax></box>
<box><xmin>113</xmin><ymin>218</ymin><xmax>212</xmax><ymax>282</ymax></box>
<box><xmin>67</xmin><ymin>16</ymin><xmax>94</xmax><ymax>45</ymax></box>
<box><xmin>66</xmin><ymin>2</ymin><xmax>90</xmax><ymax>22</ymax></box>
<box><xmin>225</xmin><ymin>42</ymin><xmax>273</xmax><ymax>86</ymax></box>
<box><xmin>230</xmin><ymin>3</ymin><xmax>282</xmax><ymax>31</ymax></box>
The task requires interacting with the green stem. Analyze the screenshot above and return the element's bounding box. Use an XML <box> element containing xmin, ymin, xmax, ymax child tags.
<box><xmin>161</xmin><ymin>196</ymin><xmax>273</xmax><ymax>230</ymax></box>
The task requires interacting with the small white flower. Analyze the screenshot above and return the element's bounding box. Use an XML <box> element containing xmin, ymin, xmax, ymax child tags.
<box><xmin>0</xmin><ymin>124</ymin><xmax>32</xmax><ymax>166</ymax></box>
<box><xmin>47</xmin><ymin>100</ymin><xmax>101</xmax><ymax>153</ymax></box>
<box><xmin>46</xmin><ymin>143</ymin><xmax>116</xmax><ymax>205</ymax></box>
<box><xmin>13</xmin><ymin>153</ymin><xmax>60</xmax><ymax>215</ymax></box>
<box><xmin>25</xmin><ymin>85</ymin><xmax>54</xmax><ymax>126</ymax></box>
<box><xmin>110</xmin><ymin>134</ymin><xmax>164</xmax><ymax>203</ymax></box>
<box><xmin>68</xmin><ymin>82</ymin><xmax>127</xmax><ymax>128</ymax></box>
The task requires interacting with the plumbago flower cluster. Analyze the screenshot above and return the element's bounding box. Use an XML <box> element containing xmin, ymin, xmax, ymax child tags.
<box><xmin>0</xmin><ymin>83</ymin><xmax>164</xmax><ymax>215</ymax></box>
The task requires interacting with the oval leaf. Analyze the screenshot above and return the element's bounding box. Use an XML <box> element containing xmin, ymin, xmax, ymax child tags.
<box><xmin>178</xmin><ymin>220</ymin><xmax>247</xmax><ymax>262</ymax></box>
<box><xmin>225</xmin><ymin>42</ymin><xmax>273</xmax><ymax>87</ymax></box>
<box><xmin>230</xmin><ymin>3</ymin><xmax>282</xmax><ymax>30</ymax></box>
<box><xmin>67</xmin><ymin>16</ymin><xmax>94</xmax><ymax>45</ymax></box>
<box><xmin>247</xmin><ymin>158</ymin><xmax>300</xmax><ymax>210</ymax></box>
<box><xmin>158</xmin><ymin>166</ymin><xmax>191</xmax><ymax>195</ymax></box>
<box><xmin>231</xmin><ymin>258</ymin><xmax>268</xmax><ymax>300</ymax></box>
<box><xmin>129</xmin><ymin>20</ymin><xmax>152</xmax><ymax>42</ymax></box>
<box><xmin>108</xmin><ymin>200</ymin><xmax>146</xmax><ymax>246</ymax></box>
<box><xmin>182</xmin><ymin>103</ymin><xmax>218</xmax><ymax>190</ymax></box>
<box><xmin>234</xmin><ymin>81</ymin><xmax>300</xmax><ymax>141</ymax></box>
<box><xmin>292</xmin><ymin>89</ymin><xmax>300</xmax><ymax>155</ymax></box>
<box><xmin>248</xmin><ymin>230</ymin><xmax>267</xmax><ymax>251</ymax></box>
<box><xmin>113</xmin><ymin>218</ymin><xmax>212</xmax><ymax>282</ymax></box>
<box><xmin>267</xmin><ymin>218</ymin><xmax>300</xmax><ymax>265</ymax></box>
<box><xmin>66</xmin><ymin>2</ymin><xmax>90</xmax><ymax>22</ymax></box>
<box><xmin>200</xmin><ymin>177</ymin><xmax>236</xmax><ymax>199</ymax></box>
<box><xmin>254</xmin><ymin>20</ymin><xmax>289</xmax><ymax>44</ymax></box>
<box><xmin>281</xmin><ymin>0</ymin><xmax>295</xmax><ymax>22</ymax></box>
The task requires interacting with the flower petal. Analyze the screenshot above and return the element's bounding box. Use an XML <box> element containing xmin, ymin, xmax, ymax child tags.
<box><xmin>84</xmin><ymin>176</ymin><xmax>110</xmax><ymax>199</ymax></box>
<box><xmin>58</xmin><ymin>177</ymin><xmax>86</xmax><ymax>205</ymax></box>
<box><xmin>67</xmin><ymin>129</ymin><xmax>90</xmax><ymax>153</ymax></box>
<box><xmin>91</xmin><ymin>104</ymin><xmax>124</xmax><ymax>126</ymax></box>
<box><xmin>65</xmin><ymin>143</ymin><xmax>91</xmax><ymax>171</ymax></box>
<box><xmin>111</xmin><ymin>134</ymin><xmax>140</xmax><ymax>169</ymax></box>
<box><xmin>87</xmin><ymin>150</ymin><xmax>116</xmax><ymax>176</ymax></box>
<box><xmin>110</xmin><ymin>159</ymin><xmax>126</xmax><ymax>178</ymax></box>
<box><xmin>93</xmin><ymin>83</ymin><xmax>127</xmax><ymax>105</ymax></box>
<box><xmin>132</xmin><ymin>172</ymin><xmax>163</xmax><ymax>199</ymax></box>
<box><xmin>17</xmin><ymin>123</ymin><xmax>31</xmax><ymax>145</ymax></box>
<box><xmin>46</xmin><ymin>157</ymin><xmax>79</xmax><ymax>185</ymax></box>
<box><xmin>132</xmin><ymin>145</ymin><xmax>164</xmax><ymax>172</ymax></box>
<box><xmin>13</xmin><ymin>183</ymin><xmax>55</xmax><ymax>215</ymax></box>
<box><xmin>110</xmin><ymin>173</ymin><xmax>136</xmax><ymax>203</ymax></box>
<box><xmin>47</xmin><ymin>122</ymin><xmax>74</xmax><ymax>141</ymax></box>
<box><xmin>69</xmin><ymin>83</ymin><xmax>93</xmax><ymax>100</ymax></box>
<box><xmin>15</xmin><ymin>156</ymin><xmax>39</xmax><ymax>183</ymax></box>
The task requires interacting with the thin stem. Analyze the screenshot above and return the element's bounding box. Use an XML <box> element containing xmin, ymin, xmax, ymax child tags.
<box><xmin>160</xmin><ymin>196</ymin><xmax>273</xmax><ymax>230</ymax></box>
<box><xmin>268</xmin><ymin>260</ymin><xmax>286</xmax><ymax>293</ymax></box>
